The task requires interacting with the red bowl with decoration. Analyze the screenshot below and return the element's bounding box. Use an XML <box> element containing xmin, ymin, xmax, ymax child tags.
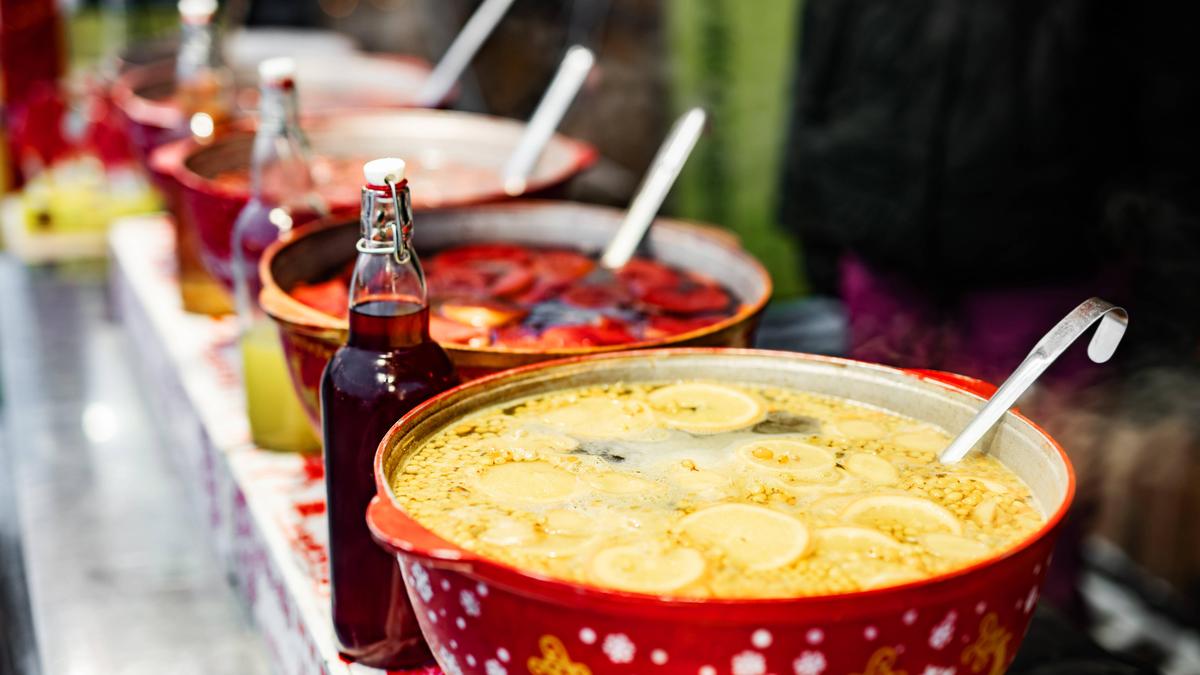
<box><xmin>164</xmin><ymin>109</ymin><xmax>598</xmax><ymax>289</ymax></box>
<box><xmin>258</xmin><ymin>202</ymin><xmax>771</xmax><ymax>432</ymax></box>
<box><xmin>367</xmin><ymin>349</ymin><xmax>1073</xmax><ymax>675</ymax></box>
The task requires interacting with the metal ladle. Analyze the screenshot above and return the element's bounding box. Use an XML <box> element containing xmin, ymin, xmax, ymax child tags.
<box><xmin>415</xmin><ymin>0</ymin><xmax>517</xmax><ymax>107</ymax></box>
<box><xmin>502</xmin><ymin>45</ymin><xmax>596</xmax><ymax>196</ymax></box>
<box><xmin>938</xmin><ymin>297</ymin><xmax>1129</xmax><ymax>464</ymax></box>
<box><xmin>598</xmin><ymin>106</ymin><xmax>707</xmax><ymax>271</ymax></box>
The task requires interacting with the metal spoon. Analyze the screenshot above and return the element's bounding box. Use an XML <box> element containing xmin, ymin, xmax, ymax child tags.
<box><xmin>415</xmin><ymin>0</ymin><xmax>517</xmax><ymax>107</ymax></box>
<box><xmin>503</xmin><ymin>45</ymin><xmax>596</xmax><ymax>196</ymax></box>
<box><xmin>598</xmin><ymin>106</ymin><xmax>707</xmax><ymax>271</ymax></box>
<box><xmin>938</xmin><ymin>297</ymin><xmax>1129</xmax><ymax>464</ymax></box>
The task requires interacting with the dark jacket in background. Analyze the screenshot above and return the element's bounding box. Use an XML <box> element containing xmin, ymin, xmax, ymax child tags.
<box><xmin>781</xmin><ymin>0</ymin><xmax>1200</xmax><ymax>310</ymax></box>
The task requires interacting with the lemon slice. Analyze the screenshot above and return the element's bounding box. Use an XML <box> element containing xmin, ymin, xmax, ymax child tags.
<box><xmin>515</xmin><ymin>534</ymin><xmax>595</xmax><ymax>558</ymax></box>
<box><xmin>844</xmin><ymin>453</ymin><xmax>900</xmax><ymax>485</ymax></box>
<box><xmin>893</xmin><ymin>429</ymin><xmax>948</xmax><ymax>453</ymax></box>
<box><xmin>860</xmin><ymin>564</ymin><xmax>924</xmax><ymax>589</ymax></box>
<box><xmin>543</xmin><ymin>509</ymin><xmax>592</xmax><ymax>536</ymax></box>
<box><xmin>587</xmin><ymin>472</ymin><xmax>660</xmax><ymax>495</ymax></box>
<box><xmin>648</xmin><ymin>383</ymin><xmax>766</xmax><ymax>434</ymax></box>
<box><xmin>539</xmin><ymin>398</ymin><xmax>657</xmax><ymax>439</ymax></box>
<box><xmin>475</xmin><ymin>430</ymin><xmax>579</xmax><ymax>460</ymax></box>
<box><xmin>814</xmin><ymin>526</ymin><xmax>903</xmax><ymax>556</ymax></box>
<box><xmin>841</xmin><ymin>494</ymin><xmax>962</xmax><ymax>536</ymax></box>
<box><xmin>679</xmin><ymin>503</ymin><xmax>811</xmax><ymax>571</ymax></box>
<box><xmin>476</xmin><ymin>461</ymin><xmax>580</xmax><ymax>503</ymax></box>
<box><xmin>479</xmin><ymin>518</ymin><xmax>537</xmax><ymax>546</ymax></box>
<box><xmin>834</xmin><ymin>419</ymin><xmax>886</xmax><ymax>439</ymax></box>
<box><xmin>736</xmin><ymin>439</ymin><xmax>836</xmax><ymax>479</ymax></box>
<box><xmin>591</xmin><ymin>544</ymin><xmax>706</xmax><ymax>594</ymax></box>
<box><xmin>918</xmin><ymin>533</ymin><xmax>990</xmax><ymax>561</ymax></box>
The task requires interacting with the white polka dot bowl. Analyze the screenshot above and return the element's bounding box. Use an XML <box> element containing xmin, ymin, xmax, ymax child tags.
<box><xmin>368</xmin><ymin>349</ymin><xmax>1074</xmax><ymax>675</ymax></box>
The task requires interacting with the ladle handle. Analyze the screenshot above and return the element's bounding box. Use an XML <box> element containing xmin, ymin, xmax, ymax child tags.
<box><xmin>938</xmin><ymin>297</ymin><xmax>1129</xmax><ymax>464</ymax></box>
<box><xmin>415</xmin><ymin>0</ymin><xmax>516</xmax><ymax>107</ymax></box>
<box><xmin>502</xmin><ymin>46</ymin><xmax>595</xmax><ymax>196</ymax></box>
<box><xmin>600</xmin><ymin>107</ymin><xmax>707</xmax><ymax>270</ymax></box>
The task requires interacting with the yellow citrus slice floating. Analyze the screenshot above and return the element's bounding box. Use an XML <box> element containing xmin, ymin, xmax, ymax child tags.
<box><xmin>474</xmin><ymin>430</ymin><xmax>579</xmax><ymax>459</ymax></box>
<box><xmin>648</xmin><ymin>383</ymin><xmax>766</xmax><ymax>434</ymax></box>
<box><xmin>736</xmin><ymin>439</ymin><xmax>836</xmax><ymax>480</ymax></box>
<box><xmin>860</xmin><ymin>563</ymin><xmax>924</xmax><ymax>589</ymax></box>
<box><xmin>587</xmin><ymin>472</ymin><xmax>660</xmax><ymax>495</ymax></box>
<box><xmin>475</xmin><ymin>461</ymin><xmax>580</xmax><ymax>503</ymax></box>
<box><xmin>543</xmin><ymin>509</ymin><xmax>592</xmax><ymax>536</ymax></box>
<box><xmin>844</xmin><ymin>453</ymin><xmax>900</xmax><ymax>485</ymax></box>
<box><xmin>813</xmin><ymin>526</ymin><xmax>903</xmax><ymax>556</ymax></box>
<box><xmin>539</xmin><ymin>398</ymin><xmax>657</xmax><ymax>439</ymax></box>
<box><xmin>841</xmin><ymin>494</ymin><xmax>963</xmax><ymax>536</ymax></box>
<box><xmin>918</xmin><ymin>533</ymin><xmax>990</xmax><ymax>561</ymax></box>
<box><xmin>679</xmin><ymin>503</ymin><xmax>811</xmax><ymax>571</ymax></box>
<box><xmin>514</xmin><ymin>534</ymin><xmax>595</xmax><ymax>558</ymax></box>
<box><xmin>834</xmin><ymin>419</ymin><xmax>886</xmax><ymax>439</ymax></box>
<box><xmin>479</xmin><ymin>518</ymin><xmax>537</xmax><ymax>546</ymax></box>
<box><xmin>892</xmin><ymin>429</ymin><xmax>949</xmax><ymax>454</ymax></box>
<box><xmin>591</xmin><ymin>544</ymin><xmax>706</xmax><ymax>594</ymax></box>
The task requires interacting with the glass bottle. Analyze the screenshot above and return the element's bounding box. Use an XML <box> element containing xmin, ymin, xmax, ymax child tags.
<box><xmin>231</xmin><ymin>57</ymin><xmax>325</xmax><ymax>454</ymax></box>
<box><xmin>320</xmin><ymin>158</ymin><xmax>458</xmax><ymax>668</ymax></box>
<box><xmin>174</xmin><ymin>0</ymin><xmax>233</xmax><ymax>140</ymax></box>
<box><xmin>172</xmin><ymin>0</ymin><xmax>235</xmax><ymax>314</ymax></box>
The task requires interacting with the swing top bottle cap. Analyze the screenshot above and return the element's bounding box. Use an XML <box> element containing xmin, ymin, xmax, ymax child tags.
<box><xmin>364</xmin><ymin>158</ymin><xmax>407</xmax><ymax>187</ymax></box>
<box><xmin>258</xmin><ymin>57</ymin><xmax>296</xmax><ymax>86</ymax></box>
<box><xmin>178</xmin><ymin>0</ymin><xmax>217</xmax><ymax>20</ymax></box>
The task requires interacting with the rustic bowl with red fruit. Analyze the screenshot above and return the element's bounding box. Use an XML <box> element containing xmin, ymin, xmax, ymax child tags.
<box><xmin>258</xmin><ymin>201</ymin><xmax>772</xmax><ymax>431</ymax></box>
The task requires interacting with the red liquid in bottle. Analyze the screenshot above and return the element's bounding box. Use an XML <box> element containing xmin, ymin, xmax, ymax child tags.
<box><xmin>320</xmin><ymin>295</ymin><xmax>457</xmax><ymax>668</ymax></box>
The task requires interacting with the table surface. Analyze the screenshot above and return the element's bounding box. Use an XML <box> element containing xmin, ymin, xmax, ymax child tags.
<box><xmin>0</xmin><ymin>225</ymin><xmax>1153</xmax><ymax>675</ymax></box>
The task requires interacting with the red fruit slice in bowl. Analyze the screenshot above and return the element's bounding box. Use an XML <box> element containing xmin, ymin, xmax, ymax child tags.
<box><xmin>431</xmin><ymin>243</ymin><xmax>532</xmax><ymax>267</ymax></box>
<box><xmin>533</xmin><ymin>249</ymin><xmax>595</xmax><ymax>283</ymax></box>
<box><xmin>426</xmin><ymin>264</ymin><xmax>491</xmax><ymax>298</ymax></box>
<box><xmin>639</xmin><ymin>281</ymin><xmax>731</xmax><ymax>315</ymax></box>
<box><xmin>561</xmin><ymin>283</ymin><xmax>629</xmax><ymax>309</ymax></box>
<box><xmin>616</xmin><ymin>258</ymin><xmax>680</xmax><ymax>293</ymax></box>
<box><xmin>644</xmin><ymin>314</ymin><xmax>725</xmax><ymax>339</ymax></box>
<box><xmin>429</xmin><ymin>315</ymin><xmax>490</xmax><ymax>345</ymax></box>
<box><xmin>440</xmin><ymin>300</ymin><xmax>526</xmax><ymax>328</ymax></box>
<box><xmin>290</xmin><ymin>278</ymin><xmax>350</xmax><ymax>318</ymax></box>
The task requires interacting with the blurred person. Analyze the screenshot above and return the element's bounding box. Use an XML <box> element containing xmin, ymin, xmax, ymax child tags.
<box><xmin>780</xmin><ymin>1</ymin><xmax>1200</xmax><ymax>621</ymax></box>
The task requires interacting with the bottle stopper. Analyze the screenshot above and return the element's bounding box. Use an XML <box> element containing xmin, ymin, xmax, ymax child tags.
<box><xmin>363</xmin><ymin>158</ymin><xmax>407</xmax><ymax>187</ymax></box>
<box><xmin>178</xmin><ymin>0</ymin><xmax>218</xmax><ymax>20</ymax></box>
<box><xmin>258</xmin><ymin>57</ymin><xmax>296</xmax><ymax>87</ymax></box>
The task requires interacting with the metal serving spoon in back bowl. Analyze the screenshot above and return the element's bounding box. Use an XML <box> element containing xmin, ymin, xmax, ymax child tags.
<box><xmin>939</xmin><ymin>297</ymin><xmax>1129</xmax><ymax>464</ymax></box>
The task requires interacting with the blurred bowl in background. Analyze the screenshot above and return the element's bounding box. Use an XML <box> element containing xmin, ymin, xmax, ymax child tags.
<box><xmin>160</xmin><ymin>109</ymin><xmax>598</xmax><ymax>289</ymax></box>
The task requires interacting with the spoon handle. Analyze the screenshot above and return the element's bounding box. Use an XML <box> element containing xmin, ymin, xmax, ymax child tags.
<box><xmin>600</xmin><ymin>107</ymin><xmax>707</xmax><ymax>270</ymax></box>
<box><xmin>502</xmin><ymin>46</ymin><xmax>595</xmax><ymax>196</ymax></box>
<box><xmin>416</xmin><ymin>0</ymin><xmax>516</xmax><ymax>107</ymax></box>
<box><xmin>938</xmin><ymin>297</ymin><xmax>1129</xmax><ymax>464</ymax></box>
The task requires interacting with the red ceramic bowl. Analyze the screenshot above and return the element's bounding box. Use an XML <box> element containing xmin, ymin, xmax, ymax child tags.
<box><xmin>258</xmin><ymin>202</ymin><xmax>771</xmax><ymax>432</ymax></box>
<box><xmin>112</xmin><ymin>52</ymin><xmax>434</xmax><ymax>168</ymax></box>
<box><xmin>368</xmin><ymin>349</ymin><xmax>1074</xmax><ymax>675</ymax></box>
<box><xmin>166</xmin><ymin>109</ymin><xmax>599</xmax><ymax>289</ymax></box>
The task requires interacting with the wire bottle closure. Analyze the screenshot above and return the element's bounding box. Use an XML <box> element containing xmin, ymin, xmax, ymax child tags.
<box><xmin>357</xmin><ymin>178</ymin><xmax>414</xmax><ymax>264</ymax></box>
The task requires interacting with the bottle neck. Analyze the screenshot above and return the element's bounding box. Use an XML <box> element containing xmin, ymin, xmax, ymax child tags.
<box><xmin>347</xmin><ymin>183</ymin><xmax>430</xmax><ymax>350</ymax></box>
<box><xmin>249</xmin><ymin>84</ymin><xmax>315</xmax><ymax>205</ymax></box>
<box><xmin>176</xmin><ymin>20</ymin><xmax>223</xmax><ymax>76</ymax></box>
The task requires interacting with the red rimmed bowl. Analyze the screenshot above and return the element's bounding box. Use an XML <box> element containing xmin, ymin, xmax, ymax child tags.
<box><xmin>367</xmin><ymin>349</ymin><xmax>1073</xmax><ymax>675</ymax></box>
<box><xmin>113</xmin><ymin>52</ymin><xmax>435</xmax><ymax>167</ymax></box>
<box><xmin>259</xmin><ymin>202</ymin><xmax>770</xmax><ymax>432</ymax></box>
<box><xmin>165</xmin><ymin>109</ymin><xmax>599</xmax><ymax>289</ymax></box>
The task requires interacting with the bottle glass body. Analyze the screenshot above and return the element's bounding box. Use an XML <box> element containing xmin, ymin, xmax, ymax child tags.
<box><xmin>231</xmin><ymin>82</ymin><xmax>323</xmax><ymax>454</ymax></box>
<box><xmin>172</xmin><ymin>9</ymin><xmax>234</xmax><ymax>314</ymax></box>
<box><xmin>320</xmin><ymin>185</ymin><xmax>457</xmax><ymax>668</ymax></box>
